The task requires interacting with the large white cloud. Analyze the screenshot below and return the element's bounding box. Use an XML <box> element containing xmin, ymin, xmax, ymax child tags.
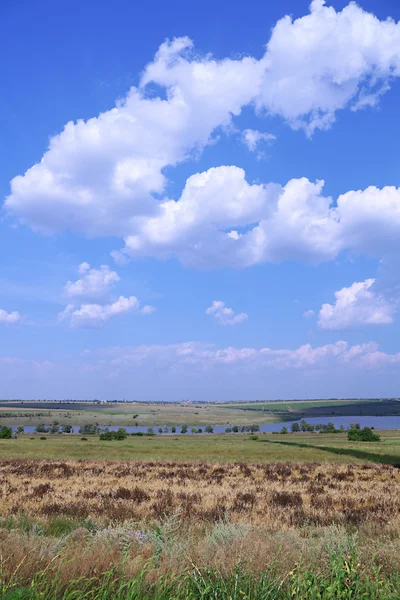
<box><xmin>5</xmin><ymin>38</ymin><xmax>261</xmax><ymax>237</ymax></box>
<box><xmin>318</xmin><ymin>278</ymin><xmax>396</xmax><ymax>330</ymax></box>
<box><xmin>5</xmin><ymin>1</ymin><xmax>400</xmax><ymax>238</ymax></box>
<box><xmin>206</xmin><ymin>300</ymin><xmax>248</xmax><ymax>326</ymax></box>
<box><xmin>120</xmin><ymin>166</ymin><xmax>282</xmax><ymax>267</ymax></box>
<box><xmin>258</xmin><ymin>0</ymin><xmax>400</xmax><ymax>135</ymax></box>
<box><xmin>116</xmin><ymin>174</ymin><xmax>400</xmax><ymax>269</ymax></box>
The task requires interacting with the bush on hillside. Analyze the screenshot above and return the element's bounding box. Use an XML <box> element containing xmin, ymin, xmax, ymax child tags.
<box><xmin>347</xmin><ymin>426</ymin><xmax>380</xmax><ymax>442</ymax></box>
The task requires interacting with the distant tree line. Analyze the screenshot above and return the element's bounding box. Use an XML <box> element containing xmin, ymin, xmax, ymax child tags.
<box><xmin>279</xmin><ymin>420</ymin><xmax>381</xmax><ymax>442</ymax></box>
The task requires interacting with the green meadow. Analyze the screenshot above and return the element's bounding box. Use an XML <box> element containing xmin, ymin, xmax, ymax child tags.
<box><xmin>1</xmin><ymin>429</ymin><xmax>400</xmax><ymax>464</ymax></box>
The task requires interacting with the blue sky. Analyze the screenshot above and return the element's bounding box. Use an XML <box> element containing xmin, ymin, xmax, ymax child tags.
<box><xmin>1</xmin><ymin>0</ymin><xmax>400</xmax><ymax>400</ymax></box>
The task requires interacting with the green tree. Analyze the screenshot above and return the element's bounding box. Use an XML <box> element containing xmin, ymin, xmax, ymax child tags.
<box><xmin>205</xmin><ymin>425</ymin><xmax>214</xmax><ymax>433</ymax></box>
<box><xmin>280</xmin><ymin>426</ymin><xmax>288</xmax><ymax>434</ymax></box>
<box><xmin>291</xmin><ymin>422</ymin><xmax>300</xmax><ymax>433</ymax></box>
<box><xmin>100</xmin><ymin>428</ymin><xmax>127</xmax><ymax>441</ymax></box>
<box><xmin>35</xmin><ymin>424</ymin><xmax>49</xmax><ymax>433</ymax></box>
<box><xmin>116</xmin><ymin>428</ymin><xmax>127</xmax><ymax>440</ymax></box>
<box><xmin>0</xmin><ymin>426</ymin><xmax>12</xmax><ymax>439</ymax></box>
<box><xmin>171</xmin><ymin>426</ymin><xmax>176</xmax><ymax>433</ymax></box>
<box><xmin>79</xmin><ymin>424</ymin><xmax>100</xmax><ymax>435</ymax></box>
<box><xmin>181</xmin><ymin>425</ymin><xmax>188</xmax><ymax>434</ymax></box>
<box><xmin>17</xmin><ymin>426</ymin><xmax>24</xmax><ymax>434</ymax></box>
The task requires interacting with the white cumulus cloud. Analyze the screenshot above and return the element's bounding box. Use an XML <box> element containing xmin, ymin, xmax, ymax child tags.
<box><xmin>64</xmin><ymin>263</ymin><xmax>120</xmax><ymax>300</ymax></box>
<box><xmin>206</xmin><ymin>300</ymin><xmax>248</xmax><ymax>326</ymax></box>
<box><xmin>318</xmin><ymin>279</ymin><xmax>396</xmax><ymax>330</ymax></box>
<box><xmin>5</xmin><ymin>1</ymin><xmax>400</xmax><ymax>239</ymax></box>
<box><xmin>257</xmin><ymin>0</ymin><xmax>400</xmax><ymax>135</ymax></box>
<box><xmin>0</xmin><ymin>308</ymin><xmax>21</xmax><ymax>324</ymax></box>
<box><xmin>117</xmin><ymin>175</ymin><xmax>400</xmax><ymax>270</ymax></box>
<box><xmin>59</xmin><ymin>296</ymin><xmax>143</xmax><ymax>329</ymax></box>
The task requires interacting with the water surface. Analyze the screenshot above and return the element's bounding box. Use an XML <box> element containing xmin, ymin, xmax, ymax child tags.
<box><xmin>12</xmin><ymin>415</ymin><xmax>400</xmax><ymax>434</ymax></box>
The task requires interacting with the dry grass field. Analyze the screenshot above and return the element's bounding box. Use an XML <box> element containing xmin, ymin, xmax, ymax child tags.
<box><xmin>1</xmin><ymin>458</ymin><xmax>399</xmax><ymax>528</ymax></box>
<box><xmin>1</xmin><ymin>457</ymin><xmax>400</xmax><ymax>597</ymax></box>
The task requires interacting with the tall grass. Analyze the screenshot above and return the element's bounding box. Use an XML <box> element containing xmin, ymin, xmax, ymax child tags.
<box><xmin>1</xmin><ymin>518</ymin><xmax>400</xmax><ymax>599</ymax></box>
<box><xmin>2</xmin><ymin>553</ymin><xmax>400</xmax><ymax>599</ymax></box>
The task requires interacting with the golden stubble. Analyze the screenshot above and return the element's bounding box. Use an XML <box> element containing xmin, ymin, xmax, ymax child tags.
<box><xmin>1</xmin><ymin>459</ymin><xmax>399</xmax><ymax>530</ymax></box>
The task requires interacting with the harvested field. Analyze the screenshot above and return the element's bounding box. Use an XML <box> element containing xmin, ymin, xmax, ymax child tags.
<box><xmin>1</xmin><ymin>458</ymin><xmax>400</xmax><ymax>528</ymax></box>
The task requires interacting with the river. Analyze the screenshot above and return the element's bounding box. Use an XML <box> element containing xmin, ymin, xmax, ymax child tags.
<box><xmin>11</xmin><ymin>415</ymin><xmax>400</xmax><ymax>434</ymax></box>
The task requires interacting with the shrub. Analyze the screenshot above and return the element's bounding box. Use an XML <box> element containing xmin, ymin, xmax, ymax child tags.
<box><xmin>131</xmin><ymin>431</ymin><xmax>144</xmax><ymax>436</ymax></box>
<box><xmin>35</xmin><ymin>424</ymin><xmax>49</xmax><ymax>434</ymax></box>
<box><xmin>79</xmin><ymin>424</ymin><xmax>101</xmax><ymax>435</ymax></box>
<box><xmin>347</xmin><ymin>426</ymin><xmax>381</xmax><ymax>442</ymax></box>
<box><xmin>99</xmin><ymin>428</ymin><xmax>127</xmax><ymax>441</ymax></box>
<box><xmin>40</xmin><ymin>436</ymin><xmax>47</xmax><ymax>440</ymax></box>
<box><xmin>81</xmin><ymin>437</ymin><xmax>88</xmax><ymax>441</ymax></box>
<box><xmin>0</xmin><ymin>426</ymin><xmax>12</xmax><ymax>439</ymax></box>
